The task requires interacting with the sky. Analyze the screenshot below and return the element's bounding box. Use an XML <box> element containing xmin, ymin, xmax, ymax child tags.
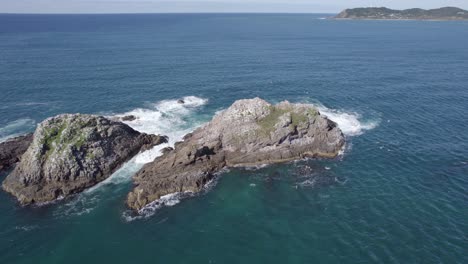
<box><xmin>1</xmin><ymin>0</ymin><xmax>468</xmax><ymax>14</ymax></box>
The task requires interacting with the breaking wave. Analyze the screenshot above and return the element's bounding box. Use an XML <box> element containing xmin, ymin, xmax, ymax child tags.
<box><xmin>54</xmin><ymin>96</ymin><xmax>209</xmax><ymax>218</ymax></box>
<box><xmin>122</xmin><ymin>192</ymin><xmax>184</xmax><ymax>222</ymax></box>
<box><xmin>52</xmin><ymin>96</ymin><xmax>376</xmax><ymax>219</ymax></box>
<box><xmin>113</xmin><ymin>96</ymin><xmax>209</xmax><ymax>163</ymax></box>
<box><xmin>74</xmin><ymin>95</ymin><xmax>209</xmax><ymax>191</ymax></box>
<box><xmin>122</xmin><ymin>174</ymin><xmax>220</xmax><ymax>222</ymax></box>
<box><xmin>0</xmin><ymin>118</ymin><xmax>36</xmax><ymax>143</ymax></box>
<box><xmin>311</xmin><ymin>103</ymin><xmax>379</xmax><ymax>136</ymax></box>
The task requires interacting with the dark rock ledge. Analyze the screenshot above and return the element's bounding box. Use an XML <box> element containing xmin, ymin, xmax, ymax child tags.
<box><xmin>0</xmin><ymin>134</ymin><xmax>33</xmax><ymax>173</ymax></box>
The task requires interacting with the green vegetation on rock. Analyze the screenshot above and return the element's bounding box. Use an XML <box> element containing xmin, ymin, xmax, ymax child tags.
<box><xmin>4</xmin><ymin>113</ymin><xmax>166</xmax><ymax>206</ymax></box>
<box><xmin>257</xmin><ymin>106</ymin><xmax>289</xmax><ymax>134</ymax></box>
<box><xmin>39</xmin><ymin>117</ymin><xmax>93</xmax><ymax>160</ymax></box>
<box><xmin>86</xmin><ymin>151</ymin><xmax>95</xmax><ymax>160</ymax></box>
<box><xmin>256</xmin><ymin>105</ymin><xmax>318</xmax><ymax>136</ymax></box>
<box><xmin>127</xmin><ymin>98</ymin><xmax>344</xmax><ymax>211</ymax></box>
<box><xmin>74</xmin><ymin>134</ymin><xmax>87</xmax><ymax>149</ymax></box>
<box><xmin>40</xmin><ymin>122</ymin><xmax>67</xmax><ymax>158</ymax></box>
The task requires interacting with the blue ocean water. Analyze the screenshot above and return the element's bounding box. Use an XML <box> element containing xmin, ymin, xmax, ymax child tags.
<box><xmin>0</xmin><ymin>14</ymin><xmax>467</xmax><ymax>263</ymax></box>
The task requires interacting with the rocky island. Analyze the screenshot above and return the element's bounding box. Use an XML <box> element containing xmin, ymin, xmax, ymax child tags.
<box><xmin>127</xmin><ymin>98</ymin><xmax>345</xmax><ymax>211</ymax></box>
<box><xmin>0</xmin><ymin>98</ymin><xmax>345</xmax><ymax>211</ymax></box>
<box><xmin>335</xmin><ymin>7</ymin><xmax>468</xmax><ymax>20</ymax></box>
<box><xmin>2</xmin><ymin>114</ymin><xmax>167</xmax><ymax>205</ymax></box>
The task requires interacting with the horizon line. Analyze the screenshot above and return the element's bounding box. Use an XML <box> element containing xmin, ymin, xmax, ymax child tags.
<box><xmin>0</xmin><ymin>12</ymin><xmax>337</xmax><ymax>15</ymax></box>
<box><xmin>1</xmin><ymin>6</ymin><xmax>466</xmax><ymax>15</ymax></box>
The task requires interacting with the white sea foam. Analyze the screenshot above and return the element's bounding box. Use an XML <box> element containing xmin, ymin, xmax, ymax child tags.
<box><xmin>0</xmin><ymin>118</ymin><xmax>36</xmax><ymax>143</ymax></box>
<box><xmin>312</xmin><ymin>104</ymin><xmax>379</xmax><ymax>136</ymax></box>
<box><xmin>52</xmin><ymin>96</ymin><xmax>376</xmax><ymax>219</ymax></box>
<box><xmin>268</xmin><ymin>99</ymin><xmax>377</xmax><ymax>136</ymax></box>
<box><xmin>84</xmin><ymin>96</ymin><xmax>209</xmax><ymax>191</ymax></box>
<box><xmin>14</xmin><ymin>102</ymin><xmax>50</xmax><ymax>107</ymax></box>
<box><xmin>122</xmin><ymin>192</ymin><xmax>185</xmax><ymax>222</ymax></box>
<box><xmin>243</xmin><ymin>164</ymin><xmax>269</xmax><ymax>171</ymax></box>
<box><xmin>54</xmin><ymin>96</ymin><xmax>209</xmax><ymax>218</ymax></box>
<box><xmin>15</xmin><ymin>225</ymin><xmax>39</xmax><ymax>232</ymax></box>
<box><xmin>86</xmin><ymin>159</ymin><xmax>143</xmax><ymax>193</ymax></box>
<box><xmin>124</xmin><ymin>172</ymin><xmax>221</xmax><ymax>221</ymax></box>
<box><xmin>54</xmin><ymin>194</ymin><xmax>100</xmax><ymax>218</ymax></box>
<box><xmin>107</xmin><ymin>96</ymin><xmax>208</xmax><ymax>180</ymax></box>
<box><xmin>140</xmin><ymin>192</ymin><xmax>183</xmax><ymax>212</ymax></box>
<box><xmin>297</xmin><ymin>178</ymin><xmax>318</xmax><ymax>187</ymax></box>
<box><xmin>113</xmin><ymin>96</ymin><xmax>209</xmax><ymax>164</ymax></box>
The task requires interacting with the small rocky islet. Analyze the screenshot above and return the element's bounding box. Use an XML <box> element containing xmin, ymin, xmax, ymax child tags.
<box><xmin>0</xmin><ymin>98</ymin><xmax>345</xmax><ymax>212</ymax></box>
<box><xmin>2</xmin><ymin>114</ymin><xmax>167</xmax><ymax>204</ymax></box>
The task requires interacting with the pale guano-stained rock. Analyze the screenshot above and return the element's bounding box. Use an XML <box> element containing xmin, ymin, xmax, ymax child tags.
<box><xmin>2</xmin><ymin>114</ymin><xmax>167</xmax><ymax>205</ymax></box>
<box><xmin>127</xmin><ymin>98</ymin><xmax>345</xmax><ymax>211</ymax></box>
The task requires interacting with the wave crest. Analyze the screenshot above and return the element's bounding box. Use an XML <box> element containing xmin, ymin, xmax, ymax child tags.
<box><xmin>53</xmin><ymin>96</ymin><xmax>209</xmax><ymax>218</ymax></box>
<box><xmin>114</xmin><ymin>96</ymin><xmax>209</xmax><ymax>163</ymax></box>
<box><xmin>313</xmin><ymin>104</ymin><xmax>379</xmax><ymax>136</ymax></box>
<box><xmin>0</xmin><ymin>118</ymin><xmax>36</xmax><ymax>143</ymax></box>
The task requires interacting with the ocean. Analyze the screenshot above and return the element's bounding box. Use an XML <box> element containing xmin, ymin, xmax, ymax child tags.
<box><xmin>0</xmin><ymin>14</ymin><xmax>467</xmax><ymax>263</ymax></box>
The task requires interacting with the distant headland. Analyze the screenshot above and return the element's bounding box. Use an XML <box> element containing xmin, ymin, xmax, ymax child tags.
<box><xmin>334</xmin><ymin>7</ymin><xmax>468</xmax><ymax>20</ymax></box>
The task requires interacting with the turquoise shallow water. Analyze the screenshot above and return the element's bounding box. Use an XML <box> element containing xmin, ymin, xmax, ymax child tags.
<box><xmin>0</xmin><ymin>14</ymin><xmax>467</xmax><ymax>263</ymax></box>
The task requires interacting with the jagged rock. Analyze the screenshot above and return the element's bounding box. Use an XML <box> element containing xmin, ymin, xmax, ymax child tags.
<box><xmin>121</xmin><ymin>115</ymin><xmax>137</xmax><ymax>122</ymax></box>
<box><xmin>0</xmin><ymin>134</ymin><xmax>33</xmax><ymax>173</ymax></box>
<box><xmin>177</xmin><ymin>99</ymin><xmax>185</xmax><ymax>104</ymax></box>
<box><xmin>2</xmin><ymin>114</ymin><xmax>167</xmax><ymax>205</ymax></box>
<box><xmin>127</xmin><ymin>98</ymin><xmax>345</xmax><ymax>211</ymax></box>
<box><xmin>110</xmin><ymin>115</ymin><xmax>137</xmax><ymax>122</ymax></box>
<box><xmin>160</xmin><ymin>147</ymin><xmax>174</xmax><ymax>155</ymax></box>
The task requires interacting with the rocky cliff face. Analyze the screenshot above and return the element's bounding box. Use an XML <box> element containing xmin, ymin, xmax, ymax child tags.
<box><xmin>2</xmin><ymin>114</ymin><xmax>167</xmax><ymax>205</ymax></box>
<box><xmin>0</xmin><ymin>134</ymin><xmax>33</xmax><ymax>173</ymax></box>
<box><xmin>127</xmin><ymin>98</ymin><xmax>345</xmax><ymax>211</ymax></box>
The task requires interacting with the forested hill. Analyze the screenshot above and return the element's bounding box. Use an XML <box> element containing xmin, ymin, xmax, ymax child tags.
<box><xmin>335</xmin><ymin>7</ymin><xmax>468</xmax><ymax>20</ymax></box>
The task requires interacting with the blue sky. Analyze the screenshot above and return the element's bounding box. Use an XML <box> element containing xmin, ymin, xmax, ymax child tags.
<box><xmin>1</xmin><ymin>0</ymin><xmax>467</xmax><ymax>14</ymax></box>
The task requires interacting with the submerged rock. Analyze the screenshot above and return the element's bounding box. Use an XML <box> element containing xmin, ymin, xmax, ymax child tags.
<box><xmin>121</xmin><ymin>115</ymin><xmax>137</xmax><ymax>122</ymax></box>
<box><xmin>0</xmin><ymin>134</ymin><xmax>33</xmax><ymax>173</ymax></box>
<box><xmin>110</xmin><ymin>115</ymin><xmax>137</xmax><ymax>122</ymax></box>
<box><xmin>127</xmin><ymin>98</ymin><xmax>345</xmax><ymax>211</ymax></box>
<box><xmin>2</xmin><ymin>114</ymin><xmax>167</xmax><ymax>205</ymax></box>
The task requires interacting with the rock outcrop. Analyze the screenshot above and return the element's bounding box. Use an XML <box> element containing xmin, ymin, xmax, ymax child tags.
<box><xmin>121</xmin><ymin>115</ymin><xmax>137</xmax><ymax>122</ymax></box>
<box><xmin>111</xmin><ymin>115</ymin><xmax>137</xmax><ymax>122</ymax></box>
<box><xmin>127</xmin><ymin>98</ymin><xmax>345</xmax><ymax>211</ymax></box>
<box><xmin>0</xmin><ymin>134</ymin><xmax>33</xmax><ymax>173</ymax></box>
<box><xmin>2</xmin><ymin>114</ymin><xmax>167</xmax><ymax>205</ymax></box>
